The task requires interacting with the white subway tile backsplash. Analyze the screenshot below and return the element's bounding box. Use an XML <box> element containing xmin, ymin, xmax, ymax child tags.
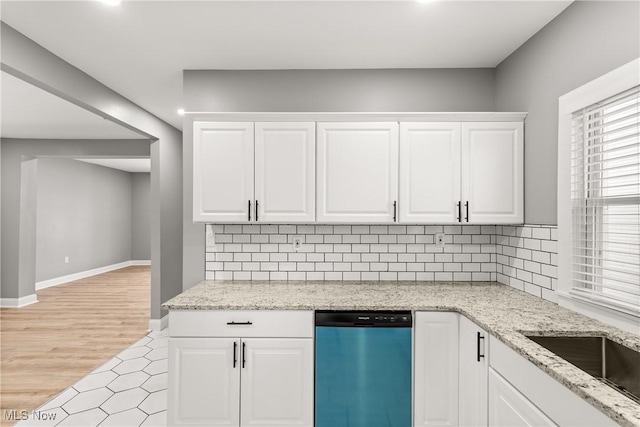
<box><xmin>288</xmin><ymin>272</ymin><xmax>306</xmax><ymax>281</ymax></box>
<box><xmin>270</xmin><ymin>253</ymin><xmax>287</xmax><ymax>262</ymax></box>
<box><xmin>204</xmin><ymin>223</ymin><xmax>559</xmax><ymax>304</ymax></box>
<box><xmin>261</xmin><ymin>225</ymin><xmax>278</xmax><ymax>234</ymax></box>
<box><xmin>343</xmin><ymin>253</ymin><xmax>361</xmax><ymax>262</ymax></box>
<box><xmin>361</xmin><ymin>253</ymin><xmax>379</xmax><ymax>262</ymax></box>
<box><xmin>343</xmin><ymin>272</ymin><xmax>361</xmax><ymax>281</ymax></box>
<box><xmin>324</xmin><ymin>235</ymin><xmax>342</xmax><ymax>244</ymax></box>
<box><xmin>380</xmin><ymin>272</ymin><xmax>398</xmax><ymax>281</ymax></box>
<box><xmin>361</xmin><ymin>272</ymin><xmax>379</xmax><ymax>280</ymax></box>
<box><xmin>435</xmin><ymin>272</ymin><xmax>453</xmax><ymax>281</ymax></box>
<box><xmin>270</xmin><ymin>272</ymin><xmax>287</xmax><ymax>280</ymax></box>
<box><xmin>325</xmin><ymin>253</ymin><xmax>342</xmax><ymax>262</ymax></box>
<box><xmin>252</xmin><ymin>272</ymin><xmax>269</xmax><ymax>280</ymax></box>
<box><xmin>495</xmin><ymin>224</ymin><xmax>558</xmax><ymax>300</ymax></box>
<box><xmin>343</xmin><ymin>235</ymin><xmax>361</xmax><ymax>244</ymax></box>
<box><xmin>380</xmin><ymin>253</ymin><xmax>397</xmax><ymax>263</ymax></box>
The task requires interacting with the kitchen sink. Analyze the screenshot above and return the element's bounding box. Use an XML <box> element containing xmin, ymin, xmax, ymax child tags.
<box><xmin>526</xmin><ymin>335</ymin><xmax>640</xmax><ymax>404</ymax></box>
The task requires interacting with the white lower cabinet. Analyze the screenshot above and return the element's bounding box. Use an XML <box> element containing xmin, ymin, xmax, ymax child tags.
<box><xmin>413</xmin><ymin>312</ymin><xmax>459</xmax><ymax>427</ymax></box>
<box><xmin>488</xmin><ymin>336</ymin><xmax>616</xmax><ymax>427</ymax></box>
<box><xmin>168</xmin><ymin>311</ymin><xmax>314</xmax><ymax>427</ymax></box>
<box><xmin>240</xmin><ymin>339</ymin><xmax>314</xmax><ymax>426</ymax></box>
<box><xmin>488</xmin><ymin>368</ymin><xmax>555</xmax><ymax>427</ymax></box>
<box><xmin>458</xmin><ymin>316</ymin><xmax>488</xmax><ymax>427</ymax></box>
<box><xmin>169</xmin><ymin>337</ymin><xmax>313</xmax><ymax>427</ymax></box>
<box><xmin>169</xmin><ymin>338</ymin><xmax>240</xmax><ymax>426</ymax></box>
<box><xmin>414</xmin><ymin>312</ymin><xmax>490</xmax><ymax>427</ymax></box>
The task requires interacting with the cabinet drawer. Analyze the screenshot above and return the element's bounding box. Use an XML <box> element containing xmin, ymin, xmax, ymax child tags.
<box><xmin>489</xmin><ymin>336</ymin><xmax>616</xmax><ymax>426</ymax></box>
<box><xmin>169</xmin><ymin>310</ymin><xmax>314</xmax><ymax>338</ymax></box>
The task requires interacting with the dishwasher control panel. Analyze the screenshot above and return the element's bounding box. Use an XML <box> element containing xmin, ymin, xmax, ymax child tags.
<box><xmin>315</xmin><ymin>310</ymin><xmax>412</xmax><ymax>327</ymax></box>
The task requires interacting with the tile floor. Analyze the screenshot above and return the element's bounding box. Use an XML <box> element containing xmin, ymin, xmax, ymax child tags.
<box><xmin>17</xmin><ymin>330</ymin><xmax>169</xmax><ymax>427</ymax></box>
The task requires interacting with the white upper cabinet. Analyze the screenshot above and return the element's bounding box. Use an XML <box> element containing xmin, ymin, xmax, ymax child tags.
<box><xmin>399</xmin><ymin>123</ymin><xmax>461</xmax><ymax>223</ymax></box>
<box><xmin>317</xmin><ymin>122</ymin><xmax>399</xmax><ymax>223</ymax></box>
<box><xmin>193</xmin><ymin>122</ymin><xmax>254</xmax><ymax>223</ymax></box>
<box><xmin>193</xmin><ymin>121</ymin><xmax>315</xmax><ymax>223</ymax></box>
<box><xmin>193</xmin><ymin>117</ymin><xmax>523</xmax><ymax>224</ymax></box>
<box><xmin>400</xmin><ymin>121</ymin><xmax>523</xmax><ymax>224</ymax></box>
<box><xmin>462</xmin><ymin>122</ymin><xmax>523</xmax><ymax>224</ymax></box>
<box><xmin>255</xmin><ymin>122</ymin><xmax>315</xmax><ymax>223</ymax></box>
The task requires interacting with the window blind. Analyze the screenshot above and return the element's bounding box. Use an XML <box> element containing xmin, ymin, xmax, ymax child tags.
<box><xmin>571</xmin><ymin>85</ymin><xmax>640</xmax><ymax>315</ymax></box>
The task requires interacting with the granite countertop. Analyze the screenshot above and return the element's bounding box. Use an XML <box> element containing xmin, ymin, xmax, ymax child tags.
<box><xmin>163</xmin><ymin>280</ymin><xmax>640</xmax><ymax>426</ymax></box>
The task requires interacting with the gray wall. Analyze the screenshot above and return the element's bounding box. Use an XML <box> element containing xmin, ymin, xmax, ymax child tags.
<box><xmin>132</xmin><ymin>173</ymin><xmax>151</xmax><ymax>261</ymax></box>
<box><xmin>495</xmin><ymin>1</ymin><xmax>640</xmax><ymax>225</ymax></box>
<box><xmin>182</xmin><ymin>68</ymin><xmax>497</xmax><ymax>290</ymax></box>
<box><xmin>184</xmin><ymin>69</ymin><xmax>496</xmax><ymax>113</ymax></box>
<box><xmin>2</xmin><ymin>23</ymin><xmax>182</xmax><ymax>320</ymax></box>
<box><xmin>35</xmin><ymin>159</ymin><xmax>133</xmax><ymax>282</ymax></box>
<box><xmin>1</xmin><ymin>139</ymin><xmax>150</xmax><ymax>298</ymax></box>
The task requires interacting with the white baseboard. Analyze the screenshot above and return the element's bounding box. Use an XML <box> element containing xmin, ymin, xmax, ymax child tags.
<box><xmin>0</xmin><ymin>294</ymin><xmax>38</xmax><ymax>308</ymax></box>
<box><xmin>35</xmin><ymin>260</ymin><xmax>151</xmax><ymax>291</ymax></box>
<box><xmin>148</xmin><ymin>314</ymin><xmax>169</xmax><ymax>331</ymax></box>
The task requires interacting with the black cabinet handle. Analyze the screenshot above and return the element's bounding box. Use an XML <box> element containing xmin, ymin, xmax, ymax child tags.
<box><xmin>226</xmin><ymin>321</ymin><xmax>253</xmax><ymax>326</ymax></box>
<box><xmin>242</xmin><ymin>342</ymin><xmax>246</xmax><ymax>368</ymax></box>
<box><xmin>465</xmin><ymin>201</ymin><xmax>469</xmax><ymax>222</ymax></box>
<box><xmin>248</xmin><ymin>200</ymin><xmax>251</xmax><ymax>221</ymax></box>
<box><xmin>477</xmin><ymin>332</ymin><xmax>485</xmax><ymax>362</ymax></box>
<box><xmin>255</xmin><ymin>200</ymin><xmax>259</xmax><ymax>222</ymax></box>
<box><xmin>233</xmin><ymin>341</ymin><xmax>237</xmax><ymax>368</ymax></box>
<box><xmin>457</xmin><ymin>201</ymin><xmax>461</xmax><ymax>223</ymax></box>
<box><xmin>393</xmin><ymin>201</ymin><xmax>397</xmax><ymax>222</ymax></box>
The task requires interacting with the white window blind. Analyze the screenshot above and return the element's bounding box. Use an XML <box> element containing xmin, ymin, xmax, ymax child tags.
<box><xmin>570</xmin><ymin>85</ymin><xmax>640</xmax><ymax>315</ymax></box>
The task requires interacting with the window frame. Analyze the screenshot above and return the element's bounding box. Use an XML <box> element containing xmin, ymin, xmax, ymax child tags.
<box><xmin>558</xmin><ymin>58</ymin><xmax>640</xmax><ymax>334</ymax></box>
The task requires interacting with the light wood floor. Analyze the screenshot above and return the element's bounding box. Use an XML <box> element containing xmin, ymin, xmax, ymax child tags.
<box><xmin>0</xmin><ymin>266</ymin><xmax>150</xmax><ymax>425</ymax></box>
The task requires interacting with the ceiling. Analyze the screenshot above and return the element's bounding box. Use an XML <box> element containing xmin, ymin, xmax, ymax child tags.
<box><xmin>1</xmin><ymin>71</ymin><xmax>145</xmax><ymax>139</ymax></box>
<box><xmin>1</xmin><ymin>0</ymin><xmax>572</xmax><ymax>131</ymax></box>
<box><xmin>75</xmin><ymin>158</ymin><xmax>151</xmax><ymax>173</ymax></box>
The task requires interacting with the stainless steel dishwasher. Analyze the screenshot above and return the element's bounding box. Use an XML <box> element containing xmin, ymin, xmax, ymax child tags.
<box><xmin>315</xmin><ymin>310</ymin><xmax>412</xmax><ymax>427</ymax></box>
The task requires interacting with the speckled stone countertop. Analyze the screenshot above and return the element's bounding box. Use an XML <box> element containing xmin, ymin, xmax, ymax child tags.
<box><xmin>163</xmin><ymin>280</ymin><xmax>640</xmax><ymax>426</ymax></box>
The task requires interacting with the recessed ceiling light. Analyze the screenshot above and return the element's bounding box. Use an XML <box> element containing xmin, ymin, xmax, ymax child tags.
<box><xmin>177</xmin><ymin>109</ymin><xmax>185</xmax><ymax>116</ymax></box>
<box><xmin>100</xmin><ymin>0</ymin><xmax>121</xmax><ymax>6</ymax></box>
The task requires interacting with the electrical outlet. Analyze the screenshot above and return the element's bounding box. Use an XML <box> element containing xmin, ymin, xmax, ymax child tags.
<box><xmin>64</xmin><ymin>256</ymin><xmax>70</xmax><ymax>264</ymax></box>
<box><xmin>435</xmin><ymin>233</ymin><xmax>445</xmax><ymax>248</ymax></box>
<box><xmin>292</xmin><ymin>236</ymin><xmax>303</xmax><ymax>252</ymax></box>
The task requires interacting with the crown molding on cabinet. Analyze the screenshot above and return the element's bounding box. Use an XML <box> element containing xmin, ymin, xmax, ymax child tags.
<box><xmin>184</xmin><ymin>112</ymin><xmax>527</xmax><ymax>123</ymax></box>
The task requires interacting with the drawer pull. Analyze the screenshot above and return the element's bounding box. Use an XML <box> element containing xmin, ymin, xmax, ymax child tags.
<box><xmin>226</xmin><ymin>321</ymin><xmax>253</xmax><ymax>326</ymax></box>
<box><xmin>233</xmin><ymin>341</ymin><xmax>237</xmax><ymax>368</ymax></box>
<box><xmin>242</xmin><ymin>342</ymin><xmax>246</xmax><ymax>368</ymax></box>
<box><xmin>477</xmin><ymin>332</ymin><xmax>485</xmax><ymax>362</ymax></box>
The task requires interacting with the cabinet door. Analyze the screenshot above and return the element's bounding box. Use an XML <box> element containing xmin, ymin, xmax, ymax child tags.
<box><xmin>240</xmin><ymin>339</ymin><xmax>313</xmax><ymax>427</ymax></box>
<box><xmin>255</xmin><ymin>122</ymin><xmax>315</xmax><ymax>223</ymax></box>
<box><xmin>399</xmin><ymin>123</ymin><xmax>461</xmax><ymax>223</ymax></box>
<box><xmin>317</xmin><ymin>122</ymin><xmax>399</xmax><ymax>223</ymax></box>
<box><xmin>488</xmin><ymin>368</ymin><xmax>556</xmax><ymax>427</ymax></box>
<box><xmin>414</xmin><ymin>312</ymin><xmax>459</xmax><ymax>427</ymax></box>
<box><xmin>459</xmin><ymin>316</ymin><xmax>488</xmax><ymax>427</ymax></box>
<box><xmin>168</xmin><ymin>338</ymin><xmax>240</xmax><ymax>426</ymax></box>
<box><xmin>193</xmin><ymin>122</ymin><xmax>254</xmax><ymax>223</ymax></box>
<box><xmin>461</xmin><ymin>122</ymin><xmax>523</xmax><ymax>224</ymax></box>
